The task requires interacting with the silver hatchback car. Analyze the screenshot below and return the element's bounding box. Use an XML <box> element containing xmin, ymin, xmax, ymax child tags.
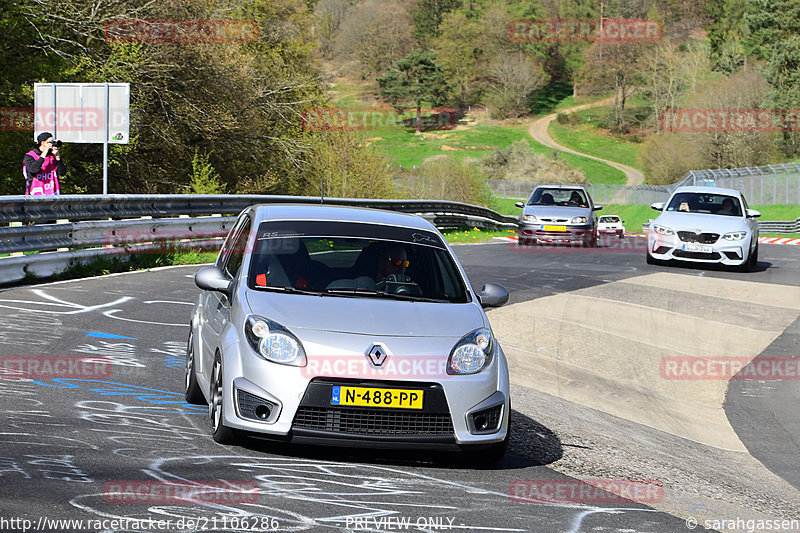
<box><xmin>186</xmin><ymin>204</ymin><xmax>511</xmax><ymax>460</ymax></box>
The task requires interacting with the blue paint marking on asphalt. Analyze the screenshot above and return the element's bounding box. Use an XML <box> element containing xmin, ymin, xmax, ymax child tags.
<box><xmin>27</xmin><ymin>379</ymin><xmax>205</xmax><ymax>414</ymax></box>
<box><xmin>87</xmin><ymin>331</ymin><xmax>138</xmax><ymax>340</ymax></box>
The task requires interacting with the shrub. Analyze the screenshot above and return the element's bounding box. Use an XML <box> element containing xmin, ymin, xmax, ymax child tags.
<box><xmin>405</xmin><ymin>157</ymin><xmax>493</xmax><ymax>207</ymax></box>
<box><xmin>481</xmin><ymin>140</ymin><xmax>587</xmax><ymax>184</ymax></box>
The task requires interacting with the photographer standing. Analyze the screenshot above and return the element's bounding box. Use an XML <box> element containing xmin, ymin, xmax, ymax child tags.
<box><xmin>23</xmin><ymin>132</ymin><xmax>66</xmax><ymax>195</ymax></box>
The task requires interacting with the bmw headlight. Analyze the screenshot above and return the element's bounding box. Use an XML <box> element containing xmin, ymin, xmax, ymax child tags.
<box><xmin>653</xmin><ymin>224</ymin><xmax>675</xmax><ymax>236</ymax></box>
<box><xmin>723</xmin><ymin>231</ymin><xmax>747</xmax><ymax>241</ymax></box>
<box><xmin>570</xmin><ymin>216</ymin><xmax>587</xmax><ymax>224</ymax></box>
<box><xmin>245</xmin><ymin>315</ymin><xmax>307</xmax><ymax>367</ymax></box>
<box><xmin>522</xmin><ymin>215</ymin><xmax>537</xmax><ymax>223</ymax></box>
<box><xmin>447</xmin><ymin>328</ymin><xmax>494</xmax><ymax>375</ymax></box>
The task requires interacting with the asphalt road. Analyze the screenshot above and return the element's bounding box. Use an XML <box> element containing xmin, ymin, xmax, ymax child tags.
<box><xmin>0</xmin><ymin>236</ymin><xmax>797</xmax><ymax>533</ymax></box>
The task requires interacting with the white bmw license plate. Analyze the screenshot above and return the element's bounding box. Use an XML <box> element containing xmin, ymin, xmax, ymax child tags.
<box><xmin>683</xmin><ymin>244</ymin><xmax>712</xmax><ymax>253</ymax></box>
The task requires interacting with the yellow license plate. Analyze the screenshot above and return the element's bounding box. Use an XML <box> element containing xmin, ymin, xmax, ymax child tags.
<box><xmin>331</xmin><ymin>386</ymin><xmax>423</xmax><ymax>409</ymax></box>
<box><xmin>542</xmin><ymin>225</ymin><xmax>567</xmax><ymax>232</ymax></box>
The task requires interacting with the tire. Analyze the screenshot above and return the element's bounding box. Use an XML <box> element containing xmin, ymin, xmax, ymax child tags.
<box><xmin>517</xmin><ymin>236</ymin><xmax>527</xmax><ymax>246</ymax></box>
<box><xmin>738</xmin><ymin>243</ymin><xmax>758</xmax><ymax>272</ymax></box>
<box><xmin>209</xmin><ymin>354</ymin><xmax>238</xmax><ymax>444</ymax></box>
<box><xmin>461</xmin><ymin>422</ymin><xmax>510</xmax><ymax>465</ymax></box>
<box><xmin>646</xmin><ymin>251</ymin><xmax>658</xmax><ymax>265</ymax></box>
<box><xmin>184</xmin><ymin>331</ymin><xmax>206</xmax><ymax>405</ymax></box>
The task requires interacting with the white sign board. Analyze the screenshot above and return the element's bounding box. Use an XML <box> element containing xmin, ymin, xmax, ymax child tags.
<box><xmin>34</xmin><ymin>83</ymin><xmax>129</xmax><ymax>144</ymax></box>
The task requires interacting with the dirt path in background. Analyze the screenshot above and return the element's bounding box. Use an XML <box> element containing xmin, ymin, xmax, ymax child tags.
<box><xmin>528</xmin><ymin>96</ymin><xmax>645</xmax><ymax>185</ymax></box>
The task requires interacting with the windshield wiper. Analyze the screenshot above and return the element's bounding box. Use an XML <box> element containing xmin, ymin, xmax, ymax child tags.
<box><xmin>324</xmin><ymin>288</ymin><xmax>449</xmax><ymax>303</ymax></box>
<box><xmin>252</xmin><ymin>285</ymin><xmax>323</xmax><ymax>296</ymax></box>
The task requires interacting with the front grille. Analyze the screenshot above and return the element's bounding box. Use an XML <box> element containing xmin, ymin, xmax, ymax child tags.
<box><xmin>673</xmin><ymin>250</ymin><xmax>721</xmax><ymax>260</ymax></box>
<box><xmin>540</xmin><ymin>218</ymin><xmax>568</xmax><ymax>223</ymax></box>
<box><xmin>678</xmin><ymin>231</ymin><xmax>719</xmax><ymax>244</ymax></box>
<box><xmin>293</xmin><ymin>407</ymin><xmax>454</xmax><ymax>436</ymax></box>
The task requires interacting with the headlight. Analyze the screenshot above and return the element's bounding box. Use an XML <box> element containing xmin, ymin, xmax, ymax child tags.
<box><xmin>723</xmin><ymin>231</ymin><xmax>747</xmax><ymax>241</ymax></box>
<box><xmin>522</xmin><ymin>215</ymin><xmax>537</xmax><ymax>223</ymax></box>
<box><xmin>570</xmin><ymin>216</ymin><xmax>587</xmax><ymax>224</ymax></box>
<box><xmin>245</xmin><ymin>315</ymin><xmax>307</xmax><ymax>367</ymax></box>
<box><xmin>653</xmin><ymin>224</ymin><xmax>675</xmax><ymax>236</ymax></box>
<box><xmin>447</xmin><ymin>328</ymin><xmax>494</xmax><ymax>375</ymax></box>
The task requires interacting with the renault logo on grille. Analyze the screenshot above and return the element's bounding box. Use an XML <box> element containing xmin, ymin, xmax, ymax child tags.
<box><xmin>366</xmin><ymin>344</ymin><xmax>389</xmax><ymax>366</ymax></box>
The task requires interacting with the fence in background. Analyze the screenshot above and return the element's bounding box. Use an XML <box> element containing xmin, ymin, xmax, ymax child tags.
<box><xmin>490</xmin><ymin>162</ymin><xmax>800</xmax><ymax>205</ymax></box>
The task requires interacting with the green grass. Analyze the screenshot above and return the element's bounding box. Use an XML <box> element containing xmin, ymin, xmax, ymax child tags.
<box><xmin>442</xmin><ymin>227</ymin><xmax>517</xmax><ymax>243</ymax></box>
<box><xmin>370</xmin><ymin>122</ymin><xmax>533</xmax><ymax>169</ymax></box>
<box><xmin>548</xmin><ymin>109</ymin><xmax>644</xmax><ymax>172</ymax></box>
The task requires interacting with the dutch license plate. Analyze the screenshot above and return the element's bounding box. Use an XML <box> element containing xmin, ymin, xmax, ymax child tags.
<box><xmin>542</xmin><ymin>225</ymin><xmax>567</xmax><ymax>232</ymax></box>
<box><xmin>683</xmin><ymin>244</ymin><xmax>712</xmax><ymax>253</ymax></box>
<box><xmin>331</xmin><ymin>386</ymin><xmax>423</xmax><ymax>409</ymax></box>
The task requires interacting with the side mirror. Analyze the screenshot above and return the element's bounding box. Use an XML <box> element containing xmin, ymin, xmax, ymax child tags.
<box><xmin>746</xmin><ymin>209</ymin><xmax>761</xmax><ymax>218</ymax></box>
<box><xmin>592</xmin><ymin>205</ymin><xmax>602</xmax><ymax>211</ymax></box>
<box><xmin>650</xmin><ymin>202</ymin><xmax>664</xmax><ymax>211</ymax></box>
<box><xmin>515</xmin><ymin>201</ymin><xmax>524</xmax><ymax>208</ymax></box>
<box><xmin>478</xmin><ymin>283</ymin><xmax>509</xmax><ymax>308</ymax></box>
<box><xmin>195</xmin><ymin>265</ymin><xmax>233</xmax><ymax>298</ymax></box>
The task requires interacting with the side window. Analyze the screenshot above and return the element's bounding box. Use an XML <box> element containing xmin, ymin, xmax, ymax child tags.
<box><xmin>217</xmin><ymin>215</ymin><xmax>248</xmax><ymax>268</ymax></box>
<box><xmin>223</xmin><ymin>217</ymin><xmax>251</xmax><ymax>279</ymax></box>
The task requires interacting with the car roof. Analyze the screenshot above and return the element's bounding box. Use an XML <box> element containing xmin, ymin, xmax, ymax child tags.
<box><xmin>249</xmin><ymin>203</ymin><xmax>436</xmax><ymax>231</ymax></box>
<box><xmin>672</xmin><ymin>186</ymin><xmax>742</xmax><ymax>197</ymax></box>
<box><xmin>535</xmin><ymin>184</ymin><xmax>588</xmax><ymax>190</ymax></box>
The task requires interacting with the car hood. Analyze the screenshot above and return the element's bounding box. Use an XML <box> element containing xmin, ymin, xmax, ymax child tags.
<box><xmin>245</xmin><ymin>292</ymin><xmax>485</xmax><ymax>337</ymax></box>
<box><xmin>522</xmin><ymin>205</ymin><xmax>592</xmax><ymax>219</ymax></box>
<box><xmin>653</xmin><ymin>212</ymin><xmax>749</xmax><ymax>233</ymax></box>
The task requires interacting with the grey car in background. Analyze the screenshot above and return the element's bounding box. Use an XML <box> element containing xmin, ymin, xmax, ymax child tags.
<box><xmin>187</xmin><ymin>204</ymin><xmax>511</xmax><ymax>461</ymax></box>
<box><xmin>515</xmin><ymin>185</ymin><xmax>602</xmax><ymax>246</ymax></box>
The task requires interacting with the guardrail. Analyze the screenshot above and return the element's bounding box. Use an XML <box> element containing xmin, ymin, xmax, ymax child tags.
<box><xmin>0</xmin><ymin>195</ymin><xmax>518</xmax><ymax>285</ymax></box>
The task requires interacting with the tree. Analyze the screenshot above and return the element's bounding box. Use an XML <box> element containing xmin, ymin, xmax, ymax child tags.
<box><xmin>746</xmin><ymin>0</ymin><xmax>800</xmax><ymax>155</ymax></box>
<box><xmin>433</xmin><ymin>11</ymin><xmax>483</xmax><ymax>109</ymax></box>
<box><xmin>579</xmin><ymin>41</ymin><xmax>649</xmax><ymax>132</ymax></box>
<box><xmin>485</xmin><ymin>52</ymin><xmax>549</xmax><ymax>119</ymax></box>
<box><xmin>334</xmin><ymin>1</ymin><xmax>415</xmax><ymax>77</ymax></box>
<box><xmin>411</xmin><ymin>0</ymin><xmax>462</xmax><ymax>47</ymax></box>
<box><xmin>377</xmin><ymin>50</ymin><xmax>451</xmax><ymax>134</ymax></box>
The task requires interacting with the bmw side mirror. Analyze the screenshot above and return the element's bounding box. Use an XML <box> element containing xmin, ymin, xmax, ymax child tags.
<box><xmin>515</xmin><ymin>202</ymin><xmax>524</xmax><ymax>208</ymax></box>
<box><xmin>592</xmin><ymin>205</ymin><xmax>602</xmax><ymax>211</ymax></box>
<box><xmin>650</xmin><ymin>202</ymin><xmax>664</xmax><ymax>211</ymax></box>
<box><xmin>478</xmin><ymin>283</ymin><xmax>509</xmax><ymax>308</ymax></box>
<box><xmin>746</xmin><ymin>209</ymin><xmax>761</xmax><ymax>218</ymax></box>
<box><xmin>195</xmin><ymin>265</ymin><xmax>233</xmax><ymax>298</ymax></box>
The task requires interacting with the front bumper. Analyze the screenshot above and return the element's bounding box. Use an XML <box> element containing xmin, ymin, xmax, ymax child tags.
<box><xmin>518</xmin><ymin>224</ymin><xmax>594</xmax><ymax>243</ymax></box>
<box><xmin>648</xmin><ymin>233</ymin><xmax>751</xmax><ymax>265</ymax></box>
<box><xmin>219</xmin><ymin>341</ymin><xmax>510</xmax><ymax>447</ymax></box>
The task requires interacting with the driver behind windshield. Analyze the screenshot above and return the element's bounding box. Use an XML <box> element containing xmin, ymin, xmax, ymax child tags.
<box><xmin>374</xmin><ymin>244</ymin><xmax>411</xmax><ymax>283</ymax></box>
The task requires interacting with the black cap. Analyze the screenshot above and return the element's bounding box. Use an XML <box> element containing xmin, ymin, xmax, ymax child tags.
<box><xmin>37</xmin><ymin>132</ymin><xmax>53</xmax><ymax>144</ymax></box>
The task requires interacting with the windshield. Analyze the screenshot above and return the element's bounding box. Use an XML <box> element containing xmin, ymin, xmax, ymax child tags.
<box><xmin>599</xmin><ymin>216</ymin><xmax>620</xmax><ymax>223</ymax></box>
<box><xmin>528</xmin><ymin>188</ymin><xmax>589</xmax><ymax>207</ymax></box>
<box><xmin>247</xmin><ymin>221</ymin><xmax>469</xmax><ymax>303</ymax></box>
<box><xmin>665</xmin><ymin>193</ymin><xmax>742</xmax><ymax>216</ymax></box>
